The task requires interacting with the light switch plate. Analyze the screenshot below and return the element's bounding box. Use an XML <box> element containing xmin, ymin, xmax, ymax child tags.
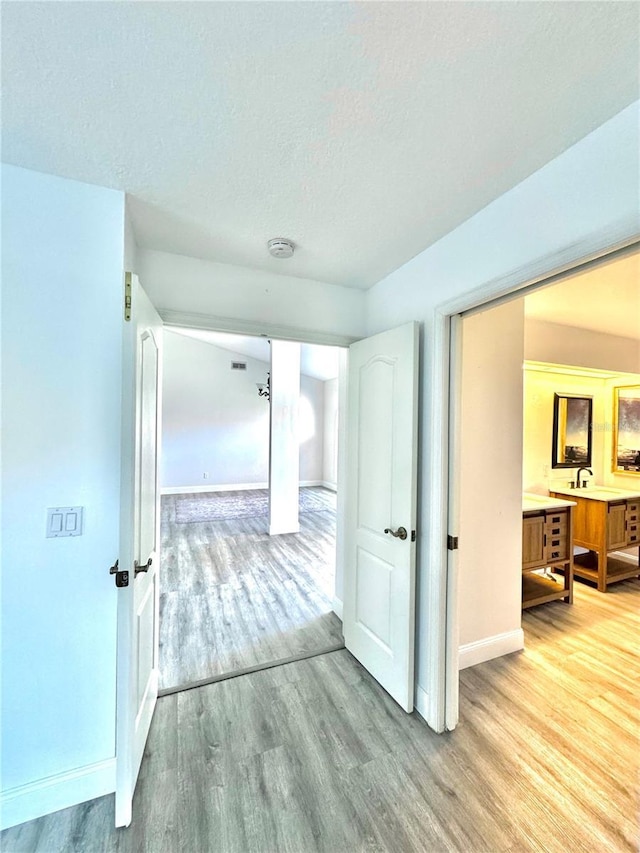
<box><xmin>46</xmin><ymin>506</ymin><xmax>84</xmax><ymax>538</ymax></box>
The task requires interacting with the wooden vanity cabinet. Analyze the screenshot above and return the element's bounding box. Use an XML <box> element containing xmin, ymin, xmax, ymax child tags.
<box><xmin>550</xmin><ymin>494</ymin><xmax>640</xmax><ymax>592</ymax></box>
<box><xmin>521</xmin><ymin>507</ymin><xmax>573</xmax><ymax>609</ymax></box>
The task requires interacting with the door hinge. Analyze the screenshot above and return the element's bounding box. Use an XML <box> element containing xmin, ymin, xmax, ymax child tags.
<box><xmin>411</xmin><ymin>530</ymin><xmax>416</xmax><ymax>542</ymax></box>
<box><xmin>447</xmin><ymin>534</ymin><xmax>459</xmax><ymax>551</ymax></box>
<box><xmin>109</xmin><ymin>558</ymin><xmax>129</xmax><ymax>587</ymax></box>
<box><xmin>124</xmin><ymin>272</ymin><xmax>132</xmax><ymax>322</ymax></box>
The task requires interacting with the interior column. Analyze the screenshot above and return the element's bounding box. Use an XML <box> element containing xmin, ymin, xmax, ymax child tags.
<box><xmin>269</xmin><ymin>340</ymin><xmax>301</xmax><ymax>535</ymax></box>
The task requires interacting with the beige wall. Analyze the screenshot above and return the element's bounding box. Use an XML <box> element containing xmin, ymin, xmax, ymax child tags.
<box><xmin>525</xmin><ymin>319</ymin><xmax>639</xmax><ymax>374</ymax></box>
<box><xmin>457</xmin><ymin>300</ymin><xmax>525</xmax><ymax>659</ymax></box>
<box><xmin>523</xmin><ymin>368</ymin><xmax>640</xmax><ymax>494</ymax></box>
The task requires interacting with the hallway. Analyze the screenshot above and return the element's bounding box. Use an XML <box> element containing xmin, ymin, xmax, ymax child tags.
<box><xmin>4</xmin><ymin>577</ymin><xmax>638</xmax><ymax>852</ymax></box>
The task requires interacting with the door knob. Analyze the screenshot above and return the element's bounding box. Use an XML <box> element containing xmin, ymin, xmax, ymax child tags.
<box><xmin>134</xmin><ymin>557</ymin><xmax>153</xmax><ymax>576</ymax></box>
<box><xmin>384</xmin><ymin>526</ymin><xmax>408</xmax><ymax>540</ymax></box>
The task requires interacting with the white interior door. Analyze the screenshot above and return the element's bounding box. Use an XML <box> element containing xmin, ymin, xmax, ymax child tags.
<box><xmin>115</xmin><ymin>273</ymin><xmax>162</xmax><ymax>827</ymax></box>
<box><xmin>343</xmin><ymin>322</ymin><xmax>419</xmax><ymax>712</ymax></box>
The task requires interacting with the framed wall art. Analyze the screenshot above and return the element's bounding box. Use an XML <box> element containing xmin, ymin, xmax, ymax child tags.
<box><xmin>613</xmin><ymin>385</ymin><xmax>640</xmax><ymax>474</ymax></box>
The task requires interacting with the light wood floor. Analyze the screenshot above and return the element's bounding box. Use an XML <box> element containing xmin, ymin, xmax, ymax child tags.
<box><xmin>3</xmin><ymin>578</ymin><xmax>638</xmax><ymax>852</ymax></box>
<box><xmin>159</xmin><ymin>488</ymin><xmax>342</xmax><ymax>689</ymax></box>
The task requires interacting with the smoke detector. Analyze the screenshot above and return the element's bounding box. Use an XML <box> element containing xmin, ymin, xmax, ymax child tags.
<box><xmin>268</xmin><ymin>238</ymin><xmax>295</xmax><ymax>259</ymax></box>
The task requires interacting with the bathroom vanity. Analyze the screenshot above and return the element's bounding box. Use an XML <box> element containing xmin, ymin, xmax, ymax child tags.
<box><xmin>549</xmin><ymin>487</ymin><xmax>640</xmax><ymax>592</ymax></box>
<box><xmin>522</xmin><ymin>494</ymin><xmax>576</xmax><ymax>609</ymax></box>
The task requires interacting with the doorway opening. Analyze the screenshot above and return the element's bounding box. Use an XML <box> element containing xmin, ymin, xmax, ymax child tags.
<box><xmin>157</xmin><ymin>327</ymin><xmax>347</xmax><ymax>694</ymax></box>
<box><xmin>446</xmin><ymin>242</ymin><xmax>640</xmax><ymax>727</ymax></box>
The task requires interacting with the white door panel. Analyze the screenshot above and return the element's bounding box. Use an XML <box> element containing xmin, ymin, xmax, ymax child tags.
<box><xmin>115</xmin><ymin>274</ymin><xmax>162</xmax><ymax>827</ymax></box>
<box><xmin>344</xmin><ymin>322</ymin><xmax>419</xmax><ymax>713</ymax></box>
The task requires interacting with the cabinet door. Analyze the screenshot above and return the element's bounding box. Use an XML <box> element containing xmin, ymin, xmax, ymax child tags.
<box><xmin>523</xmin><ymin>514</ymin><xmax>545</xmax><ymax>569</ymax></box>
<box><xmin>607</xmin><ymin>503</ymin><xmax>627</xmax><ymax>549</ymax></box>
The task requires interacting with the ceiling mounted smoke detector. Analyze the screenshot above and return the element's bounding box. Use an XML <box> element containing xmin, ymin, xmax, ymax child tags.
<box><xmin>268</xmin><ymin>238</ymin><xmax>295</xmax><ymax>259</ymax></box>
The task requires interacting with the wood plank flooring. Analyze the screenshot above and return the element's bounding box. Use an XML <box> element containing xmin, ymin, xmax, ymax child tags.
<box><xmin>159</xmin><ymin>488</ymin><xmax>342</xmax><ymax>689</ymax></box>
<box><xmin>3</xmin><ymin>576</ymin><xmax>638</xmax><ymax>852</ymax></box>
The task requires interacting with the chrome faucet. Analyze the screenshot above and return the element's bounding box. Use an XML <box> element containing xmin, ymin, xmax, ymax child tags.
<box><xmin>575</xmin><ymin>467</ymin><xmax>593</xmax><ymax>488</ymax></box>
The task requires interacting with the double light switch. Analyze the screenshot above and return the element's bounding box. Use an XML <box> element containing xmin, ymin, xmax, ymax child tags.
<box><xmin>46</xmin><ymin>506</ymin><xmax>84</xmax><ymax>538</ymax></box>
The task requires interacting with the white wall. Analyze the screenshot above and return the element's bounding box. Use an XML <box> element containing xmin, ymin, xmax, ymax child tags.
<box><xmin>1</xmin><ymin>165</ymin><xmax>124</xmax><ymax>826</ymax></box>
<box><xmin>161</xmin><ymin>332</ymin><xmax>270</xmax><ymax>489</ymax></box>
<box><xmin>525</xmin><ymin>319</ymin><xmax>640</xmax><ymax>374</ymax></box>
<box><xmin>458</xmin><ymin>301</ymin><xmax>525</xmax><ymax>663</ymax></box>
<box><xmin>322</xmin><ymin>378</ymin><xmax>339</xmax><ymax>489</ymax></box>
<box><xmin>299</xmin><ymin>374</ymin><xmax>325</xmax><ymax>486</ymax></box>
<box><xmin>365</xmin><ymin>102</ymin><xmax>639</xmax><ymax>689</ymax></box>
<box><xmin>161</xmin><ymin>331</ymin><xmax>325</xmax><ymax>490</ymax></box>
<box><xmin>124</xmin><ymin>202</ymin><xmax>138</xmax><ymax>273</ymax></box>
<box><xmin>138</xmin><ymin>248</ymin><xmax>366</xmax><ymax>343</ymax></box>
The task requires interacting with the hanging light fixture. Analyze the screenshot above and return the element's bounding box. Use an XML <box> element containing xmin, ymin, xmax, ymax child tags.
<box><xmin>256</xmin><ymin>372</ymin><xmax>270</xmax><ymax>401</ymax></box>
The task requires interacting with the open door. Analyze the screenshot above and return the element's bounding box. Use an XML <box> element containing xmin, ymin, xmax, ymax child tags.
<box><xmin>343</xmin><ymin>322</ymin><xmax>419</xmax><ymax>712</ymax></box>
<box><xmin>115</xmin><ymin>273</ymin><xmax>162</xmax><ymax>827</ymax></box>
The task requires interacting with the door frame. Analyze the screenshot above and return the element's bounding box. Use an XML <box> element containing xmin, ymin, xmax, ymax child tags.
<box><xmin>431</xmin><ymin>233</ymin><xmax>640</xmax><ymax>731</ymax></box>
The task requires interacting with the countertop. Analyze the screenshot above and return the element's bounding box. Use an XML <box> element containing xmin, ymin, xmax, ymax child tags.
<box><xmin>522</xmin><ymin>492</ymin><xmax>577</xmax><ymax>512</ymax></box>
<box><xmin>550</xmin><ymin>486</ymin><xmax>640</xmax><ymax>503</ymax></box>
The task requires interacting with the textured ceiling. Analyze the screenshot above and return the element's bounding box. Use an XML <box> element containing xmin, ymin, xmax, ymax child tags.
<box><xmin>525</xmin><ymin>251</ymin><xmax>640</xmax><ymax>341</ymax></box>
<box><xmin>2</xmin><ymin>2</ymin><xmax>639</xmax><ymax>289</ymax></box>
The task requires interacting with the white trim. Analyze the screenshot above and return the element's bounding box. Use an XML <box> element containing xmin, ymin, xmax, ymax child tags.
<box><xmin>444</xmin><ymin>314</ymin><xmax>463</xmax><ymax>732</ymax></box>
<box><xmin>436</xmin><ymin>232</ymin><xmax>639</xmax><ymax>320</ymax></box>
<box><xmin>159</xmin><ymin>308</ymin><xmax>357</xmax><ymax>349</ymax></box>
<box><xmin>414</xmin><ymin>684</ymin><xmax>430</xmax><ymax>721</ymax></box>
<box><xmin>0</xmin><ymin>759</ymin><xmax>116</xmax><ymax>831</ymax></box>
<box><xmin>160</xmin><ymin>480</ymin><xmax>325</xmax><ymax>496</ymax></box>
<box><xmin>332</xmin><ymin>596</ymin><xmax>343</xmax><ymax>620</ymax></box>
<box><xmin>423</xmin><ymin>309</ymin><xmax>450</xmax><ymax>733</ymax></box>
<box><xmin>458</xmin><ymin>629</ymin><xmax>525</xmax><ymax>671</ymax></box>
<box><xmin>321</xmin><ymin>480</ymin><xmax>338</xmax><ymax>492</ymax></box>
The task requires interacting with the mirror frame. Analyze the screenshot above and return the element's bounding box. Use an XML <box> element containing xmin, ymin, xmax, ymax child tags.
<box><xmin>612</xmin><ymin>385</ymin><xmax>640</xmax><ymax>474</ymax></box>
<box><xmin>551</xmin><ymin>393</ymin><xmax>593</xmax><ymax>469</ymax></box>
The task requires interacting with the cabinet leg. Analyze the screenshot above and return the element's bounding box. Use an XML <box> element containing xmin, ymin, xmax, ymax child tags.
<box><xmin>597</xmin><ymin>548</ymin><xmax>607</xmax><ymax>592</ymax></box>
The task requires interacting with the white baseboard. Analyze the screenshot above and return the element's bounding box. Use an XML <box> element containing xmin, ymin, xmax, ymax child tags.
<box><xmin>332</xmin><ymin>596</ymin><xmax>343</xmax><ymax>620</ymax></box>
<box><xmin>161</xmin><ymin>480</ymin><xmax>325</xmax><ymax>496</ymax></box>
<box><xmin>0</xmin><ymin>758</ymin><xmax>116</xmax><ymax>831</ymax></box>
<box><xmin>269</xmin><ymin>523</ymin><xmax>300</xmax><ymax>536</ymax></box>
<box><xmin>458</xmin><ymin>628</ymin><xmax>524</xmax><ymax>671</ymax></box>
<box><xmin>161</xmin><ymin>482</ymin><xmax>268</xmax><ymax>495</ymax></box>
<box><xmin>321</xmin><ymin>481</ymin><xmax>338</xmax><ymax>492</ymax></box>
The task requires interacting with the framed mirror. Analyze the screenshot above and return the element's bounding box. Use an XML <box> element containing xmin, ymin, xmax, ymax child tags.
<box><xmin>613</xmin><ymin>385</ymin><xmax>640</xmax><ymax>474</ymax></box>
<box><xmin>551</xmin><ymin>394</ymin><xmax>593</xmax><ymax>469</ymax></box>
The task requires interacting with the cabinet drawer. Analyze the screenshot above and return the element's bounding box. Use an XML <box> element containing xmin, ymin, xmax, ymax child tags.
<box><xmin>626</xmin><ymin>501</ymin><xmax>639</xmax><ymax>514</ymax></box>
<box><xmin>545</xmin><ymin>535</ymin><xmax>569</xmax><ymax>562</ymax></box>
<box><xmin>626</xmin><ymin>508</ymin><xmax>639</xmax><ymax>524</ymax></box>
<box><xmin>545</xmin><ymin>514</ymin><xmax>568</xmax><ymax>537</ymax></box>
